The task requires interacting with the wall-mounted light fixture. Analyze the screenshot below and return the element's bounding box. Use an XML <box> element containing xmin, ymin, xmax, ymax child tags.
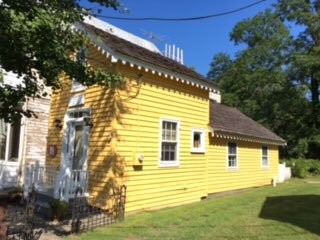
<box><xmin>54</xmin><ymin>119</ymin><xmax>63</xmax><ymax>129</ymax></box>
<box><xmin>84</xmin><ymin>116</ymin><xmax>93</xmax><ymax>127</ymax></box>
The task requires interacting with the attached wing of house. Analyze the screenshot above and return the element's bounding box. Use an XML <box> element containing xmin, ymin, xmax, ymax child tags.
<box><xmin>210</xmin><ymin>101</ymin><xmax>286</xmax><ymax>146</ymax></box>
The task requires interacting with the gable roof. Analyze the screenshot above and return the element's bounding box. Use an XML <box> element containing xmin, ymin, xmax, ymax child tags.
<box><xmin>75</xmin><ymin>21</ymin><xmax>219</xmax><ymax>93</ymax></box>
<box><xmin>210</xmin><ymin>101</ymin><xmax>286</xmax><ymax>146</ymax></box>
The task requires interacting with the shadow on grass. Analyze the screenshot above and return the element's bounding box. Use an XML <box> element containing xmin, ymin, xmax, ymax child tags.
<box><xmin>259</xmin><ymin>195</ymin><xmax>320</xmax><ymax>236</ymax></box>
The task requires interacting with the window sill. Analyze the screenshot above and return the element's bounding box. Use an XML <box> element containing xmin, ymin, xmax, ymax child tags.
<box><xmin>191</xmin><ymin>149</ymin><xmax>205</xmax><ymax>154</ymax></box>
<box><xmin>227</xmin><ymin>167</ymin><xmax>239</xmax><ymax>171</ymax></box>
<box><xmin>261</xmin><ymin>166</ymin><xmax>269</xmax><ymax>170</ymax></box>
<box><xmin>159</xmin><ymin>162</ymin><xmax>179</xmax><ymax>168</ymax></box>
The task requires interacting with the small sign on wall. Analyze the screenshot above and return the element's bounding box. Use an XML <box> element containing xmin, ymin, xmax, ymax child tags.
<box><xmin>48</xmin><ymin>145</ymin><xmax>57</xmax><ymax>158</ymax></box>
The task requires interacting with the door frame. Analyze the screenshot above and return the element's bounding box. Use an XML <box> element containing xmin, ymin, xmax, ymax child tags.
<box><xmin>60</xmin><ymin>108</ymin><xmax>91</xmax><ymax>172</ymax></box>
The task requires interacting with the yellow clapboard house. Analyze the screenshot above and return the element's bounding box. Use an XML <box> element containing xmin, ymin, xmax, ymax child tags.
<box><xmin>44</xmin><ymin>17</ymin><xmax>286</xmax><ymax>213</ymax></box>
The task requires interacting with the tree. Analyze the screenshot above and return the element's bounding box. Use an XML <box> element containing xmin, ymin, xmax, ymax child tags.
<box><xmin>276</xmin><ymin>0</ymin><xmax>320</xmax><ymax>158</ymax></box>
<box><xmin>207</xmin><ymin>9</ymin><xmax>310</xmax><ymax>158</ymax></box>
<box><xmin>0</xmin><ymin>0</ymin><xmax>123</xmax><ymax>122</ymax></box>
<box><xmin>207</xmin><ymin>53</ymin><xmax>232</xmax><ymax>81</ymax></box>
<box><xmin>276</xmin><ymin>0</ymin><xmax>320</xmax><ymax>108</ymax></box>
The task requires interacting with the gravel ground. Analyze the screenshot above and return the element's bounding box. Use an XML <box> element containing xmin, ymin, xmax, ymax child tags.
<box><xmin>4</xmin><ymin>201</ymin><xmax>72</xmax><ymax>240</ymax></box>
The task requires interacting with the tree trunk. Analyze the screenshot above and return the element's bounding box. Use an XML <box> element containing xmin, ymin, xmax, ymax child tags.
<box><xmin>311</xmin><ymin>76</ymin><xmax>319</xmax><ymax>106</ymax></box>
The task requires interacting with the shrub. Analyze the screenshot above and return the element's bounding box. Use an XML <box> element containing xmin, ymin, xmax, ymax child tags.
<box><xmin>48</xmin><ymin>199</ymin><xmax>69</xmax><ymax>221</ymax></box>
<box><xmin>284</xmin><ymin>159</ymin><xmax>320</xmax><ymax>178</ymax></box>
<box><xmin>7</xmin><ymin>186</ymin><xmax>23</xmax><ymax>204</ymax></box>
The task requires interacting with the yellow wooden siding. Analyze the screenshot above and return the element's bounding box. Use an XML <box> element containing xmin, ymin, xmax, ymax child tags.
<box><xmin>207</xmin><ymin>137</ymin><xmax>279</xmax><ymax>194</ymax></box>
<box><xmin>102</xmin><ymin>64</ymin><xmax>210</xmax><ymax>212</ymax></box>
<box><xmin>46</xmin><ymin>76</ymin><xmax>72</xmax><ymax>168</ymax></box>
<box><xmin>45</xmin><ymin>45</ymin><xmax>210</xmax><ymax>212</ymax></box>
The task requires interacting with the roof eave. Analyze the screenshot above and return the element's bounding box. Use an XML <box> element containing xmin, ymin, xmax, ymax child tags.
<box><xmin>209</xmin><ymin>128</ymin><xmax>287</xmax><ymax>146</ymax></box>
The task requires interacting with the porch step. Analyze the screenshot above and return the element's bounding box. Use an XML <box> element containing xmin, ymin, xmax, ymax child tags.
<box><xmin>34</xmin><ymin>191</ymin><xmax>55</xmax><ymax>219</ymax></box>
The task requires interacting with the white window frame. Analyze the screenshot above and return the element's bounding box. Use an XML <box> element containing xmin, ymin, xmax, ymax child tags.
<box><xmin>0</xmin><ymin>119</ymin><xmax>22</xmax><ymax>163</ymax></box>
<box><xmin>191</xmin><ymin>129</ymin><xmax>205</xmax><ymax>153</ymax></box>
<box><xmin>261</xmin><ymin>145</ymin><xmax>269</xmax><ymax>168</ymax></box>
<box><xmin>159</xmin><ymin>118</ymin><xmax>180</xmax><ymax>167</ymax></box>
<box><xmin>227</xmin><ymin>142</ymin><xmax>238</xmax><ymax>170</ymax></box>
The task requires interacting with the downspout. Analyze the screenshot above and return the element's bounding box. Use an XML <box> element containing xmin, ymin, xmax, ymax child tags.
<box><xmin>18</xmin><ymin>98</ymin><xmax>28</xmax><ymax>186</ymax></box>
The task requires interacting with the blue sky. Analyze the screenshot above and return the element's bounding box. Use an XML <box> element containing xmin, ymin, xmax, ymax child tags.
<box><xmin>81</xmin><ymin>0</ymin><xmax>278</xmax><ymax>76</ymax></box>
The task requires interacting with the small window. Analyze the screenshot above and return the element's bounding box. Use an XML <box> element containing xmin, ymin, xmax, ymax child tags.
<box><xmin>191</xmin><ymin>129</ymin><xmax>205</xmax><ymax>153</ymax></box>
<box><xmin>0</xmin><ymin>118</ymin><xmax>21</xmax><ymax>162</ymax></box>
<box><xmin>160</xmin><ymin>119</ymin><xmax>179</xmax><ymax>166</ymax></box>
<box><xmin>228</xmin><ymin>142</ymin><xmax>237</xmax><ymax>169</ymax></box>
<box><xmin>262</xmin><ymin>146</ymin><xmax>268</xmax><ymax>167</ymax></box>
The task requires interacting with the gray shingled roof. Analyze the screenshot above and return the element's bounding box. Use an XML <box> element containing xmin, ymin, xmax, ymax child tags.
<box><xmin>82</xmin><ymin>23</ymin><xmax>217</xmax><ymax>87</ymax></box>
<box><xmin>210</xmin><ymin>101</ymin><xmax>286</xmax><ymax>145</ymax></box>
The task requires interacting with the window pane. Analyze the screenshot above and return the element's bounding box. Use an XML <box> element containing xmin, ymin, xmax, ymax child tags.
<box><xmin>228</xmin><ymin>156</ymin><xmax>236</xmax><ymax>167</ymax></box>
<box><xmin>9</xmin><ymin>119</ymin><xmax>21</xmax><ymax>161</ymax></box>
<box><xmin>228</xmin><ymin>142</ymin><xmax>237</xmax><ymax>167</ymax></box>
<box><xmin>164</xmin><ymin>151</ymin><xmax>169</xmax><ymax>161</ymax></box>
<box><xmin>171</xmin><ymin>130</ymin><xmax>176</xmax><ymax>141</ymax></box>
<box><xmin>162</xmin><ymin>121</ymin><xmax>177</xmax><ymax>141</ymax></box>
<box><xmin>262</xmin><ymin>156</ymin><xmax>268</xmax><ymax>166</ymax></box>
<box><xmin>161</xmin><ymin>142</ymin><xmax>176</xmax><ymax>161</ymax></box>
<box><xmin>193</xmin><ymin>132</ymin><xmax>201</xmax><ymax>148</ymax></box>
<box><xmin>262</xmin><ymin>146</ymin><xmax>268</xmax><ymax>156</ymax></box>
<box><xmin>228</xmin><ymin>143</ymin><xmax>236</xmax><ymax>154</ymax></box>
<box><xmin>165</xmin><ymin>128</ymin><xmax>170</xmax><ymax>140</ymax></box>
<box><xmin>170</xmin><ymin>151</ymin><xmax>175</xmax><ymax>161</ymax></box>
<box><xmin>73</xmin><ymin>125</ymin><xmax>84</xmax><ymax>169</ymax></box>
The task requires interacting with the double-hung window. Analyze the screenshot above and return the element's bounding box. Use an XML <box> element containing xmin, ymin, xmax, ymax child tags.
<box><xmin>228</xmin><ymin>142</ymin><xmax>237</xmax><ymax>169</ymax></box>
<box><xmin>262</xmin><ymin>146</ymin><xmax>269</xmax><ymax>167</ymax></box>
<box><xmin>160</xmin><ymin>119</ymin><xmax>179</xmax><ymax>166</ymax></box>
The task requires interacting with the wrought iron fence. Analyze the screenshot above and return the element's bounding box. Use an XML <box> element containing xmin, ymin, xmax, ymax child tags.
<box><xmin>71</xmin><ymin>185</ymin><xmax>127</xmax><ymax>233</ymax></box>
<box><xmin>6</xmin><ymin>190</ymin><xmax>43</xmax><ymax>240</ymax></box>
<box><xmin>5</xmin><ymin>184</ymin><xmax>127</xmax><ymax>238</ymax></box>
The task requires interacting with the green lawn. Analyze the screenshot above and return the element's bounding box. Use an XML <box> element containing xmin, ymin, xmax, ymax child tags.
<box><xmin>72</xmin><ymin>177</ymin><xmax>320</xmax><ymax>240</ymax></box>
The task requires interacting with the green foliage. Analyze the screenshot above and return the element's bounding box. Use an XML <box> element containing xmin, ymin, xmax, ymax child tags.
<box><xmin>207</xmin><ymin>3</ymin><xmax>320</xmax><ymax>159</ymax></box>
<box><xmin>7</xmin><ymin>186</ymin><xmax>23</xmax><ymax>195</ymax></box>
<box><xmin>48</xmin><ymin>199</ymin><xmax>69</xmax><ymax>221</ymax></box>
<box><xmin>285</xmin><ymin>159</ymin><xmax>320</xmax><ymax>178</ymax></box>
<box><xmin>0</xmin><ymin>0</ymin><xmax>122</xmax><ymax>123</ymax></box>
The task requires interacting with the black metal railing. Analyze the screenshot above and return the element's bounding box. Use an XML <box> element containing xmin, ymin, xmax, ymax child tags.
<box><xmin>6</xmin><ymin>190</ymin><xmax>43</xmax><ymax>240</ymax></box>
<box><xmin>71</xmin><ymin>185</ymin><xmax>126</xmax><ymax>233</ymax></box>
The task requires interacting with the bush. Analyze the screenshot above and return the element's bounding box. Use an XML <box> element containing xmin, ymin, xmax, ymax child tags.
<box><xmin>48</xmin><ymin>199</ymin><xmax>69</xmax><ymax>221</ymax></box>
<box><xmin>7</xmin><ymin>186</ymin><xmax>23</xmax><ymax>204</ymax></box>
<box><xmin>284</xmin><ymin>159</ymin><xmax>320</xmax><ymax>178</ymax></box>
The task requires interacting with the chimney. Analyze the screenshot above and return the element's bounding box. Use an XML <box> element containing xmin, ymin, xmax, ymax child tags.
<box><xmin>164</xmin><ymin>44</ymin><xmax>184</xmax><ymax>65</ymax></box>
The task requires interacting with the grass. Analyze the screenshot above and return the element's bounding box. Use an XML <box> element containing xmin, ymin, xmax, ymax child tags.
<box><xmin>71</xmin><ymin>177</ymin><xmax>320</xmax><ymax>240</ymax></box>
